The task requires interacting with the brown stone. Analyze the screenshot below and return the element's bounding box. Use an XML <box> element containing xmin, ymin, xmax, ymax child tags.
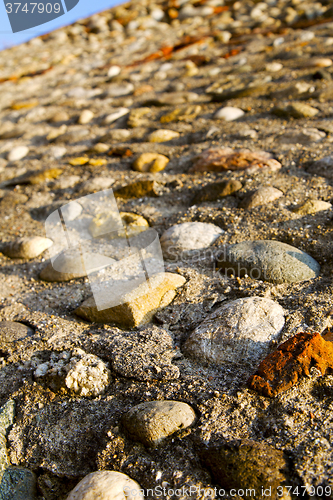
<box><xmin>192</xmin><ymin>180</ymin><xmax>242</xmax><ymax>203</ymax></box>
<box><xmin>114</xmin><ymin>180</ymin><xmax>163</xmax><ymax>199</ymax></box>
<box><xmin>248</xmin><ymin>332</ymin><xmax>333</xmax><ymax>397</ymax></box>
<box><xmin>190</xmin><ymin>148</ymin><xmax>281</xmax><ymax>173</ymax></box>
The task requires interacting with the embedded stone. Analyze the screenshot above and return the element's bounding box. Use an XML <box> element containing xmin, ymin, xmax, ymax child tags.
<box><xmin>133</xmin><ymin>153</ymin><xmax>169</xmax><ymax>173</ymax></box>
<box><xmin>214</xmin><ymin>106</ymin><xmax>244</xmax><ymax>121</ymax></box>
<box><xmin>114</xmin><ymin>180</ymin><xmax>163</xmax><ymax>198</ymax></box>
<box><xmin>2</xmin><ymin>237</ymin><xmax>53</xmax><ymax>260</ymax></box>
<box><xmin>240</xmin><ymin>186</ymin><xmax>283</xmax><ymax>209</ymax></box>
<box><xmin>89</xmin><ymin>211</ymin><xmax>149</xmax><ymax>238</ymax></box>
<box><xmin>66</xmin><ymin>471</ymin><xmax>143</xmax><ymax>500</ymax></box>
<box><xmin>7</xmin><ymin>147</ymin><xmax>29</xmax><ymax>162</ymax></box>
<box><xmin>191</xmin><ymin>148</ymin><xmax>281</xmax><ymax>173</ymax></box>
<box><xmin>192</xmin><ymin>180</ymin><xmax>242</xmax><ymax>203</ymax></box>
<box><xmin>184</xmin><ymin>297</ymin><xmax>285</xmax><ymax>367</ymax></box>
<box><xmin>148</xmin><ymin>129</ymin><xmax>180</xmax><ymax>142</ymax></box>
<box><xmin>78</xmin><ymin>110</ymin><xmax>94</xmax><ymax>124</ymax></box>
<box><xmin>293</xmin><ymin>199</ymin><xmax>332</xmax><ymax>215</ymax></box>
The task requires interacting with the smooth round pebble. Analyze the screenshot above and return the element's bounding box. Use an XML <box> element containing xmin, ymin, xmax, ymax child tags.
<box><xmin>148</xmin><ymin>129</ymin><xmax>180</xmax><ymax>142</ymax></box>
<box><xmin>214</xmin><ymin>106</ymin><xmax>244</xmax><ymax>121</ymax></box>
<box><xmin>160</xmin><ymin>222</ymin><xmax>224</xmax><ymax>260</ymax></box>
<box><xmin>78</xmin><ymin>110</ymin><xmax>94</xmax><ymax>124</ymax></box>
<box><xmin>66</xmin><ymin>471</ymin><xmax>143</xmax><ymax>500</ymax></box>
<box><xmin>184</xmin><ymin>297</ymin><xmax>285</xmax><ymax>367</ymax></box>
<box><xmin>7</xmin><ymin>146</ymin><xmax>29</xmax><ymax>162</ymax></box>
<box><xmin>3</xmin><ymin>236</ymin><xmax>53</xmax><ymax>259</ymax></box>
<box><xmin>103</xmin><ymin>108</ymin><xmax>129</xmax><ymax>125</ymax></box>
<box><xmin>0</xmin><ymin>321</ymin><xmax>34</xmax><ymax>343</ymax></box>
<box><xmin>133</xmin><ymin>153</ymin><xmax>169</xmax><ymax>173</ymax></box>
<box><xmin>265</xmin><ymin>62</ymin><xmax>283</xmax><ymax>72</ymax></box>
<box><xmin>240</xmin><ymin>186</ymin><xmax>283</xmax><ymax>209</ymax></box>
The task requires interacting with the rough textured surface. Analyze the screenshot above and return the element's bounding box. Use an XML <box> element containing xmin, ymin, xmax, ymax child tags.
<box><xmin>122</xmin><ymin>400</ymin><xmax>196</xmax><ymax>447</ymax></box>
<box><xmin>217</xmin><ymin>240</ymin><xmax>320</xmax><ymax>283</ymax></box>
<box><xmin>240</xmin><ymin>186</ymin><xmax>283</xmax><ymax>209</ymax></box>
<box><xmin>184</xmin><ymin>297</ymin><xmax>285</xmax><ymax>367</ymax></box>
<box><xmin>160</xmin><ymin>222</ymin><xmax>223</xmax><ymax>260</ymax></box>
<box><xmin>133</xmin><ymin>153</ymin><xmax>169</xmax><ymax>173</ymax></box>
<box><xmin>66</xmin><ymin>471</ymin><xmax>144</xmax><ymax>500</ymax></box>
<box><xmin>0</xmin><ymin>467</ymin><xmax>37</xmax><ymax>500</ymax></box>
<box><xmin>2</xmin><ymin>237</ymin><xmax>53</xmax><ymax>259</ymax></box>
<box><xmin>191</xmin><ymin>148</ymin><xmax>282</xmax><ymax>173</ymax></box>
<box><xmin>248</xmin><ymin>331</ymin><xmax>333</xmax><ymax>397</ymax></box>
<box><xmin>75</xmin><ymin>272</ymin><xmax>186</xmax><ymax>327</ymax></box>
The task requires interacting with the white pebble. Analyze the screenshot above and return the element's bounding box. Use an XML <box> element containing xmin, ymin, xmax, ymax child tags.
<box><xmin>103</xmin><ymin>108</ymin><xmax>129</xmax><ymax>125</ymax></box>
<box><xmin>78</xmin><ymin>110</ymin><xmax>94</xmax><ymax>125</ymax></box>
<box><xmin>7</xmin><ymin>146</ymin><xmax>29</xmax><ymax>162</ymax></box>
<box><xmin>66</xmin><ymin>471</ymin><xmax>144</xmax><ymax>500</ymax></box>
<box><xmin>107</xmin><ymin>65</ymin><xmax>121</xmax><ymax>78</ymax></box>
<box><xmin>214</xmin><ymin>106</ymin><xmax>244</xmax><ymax>121</ymax></box>
<box><xmin>265</xmin><ymin>62</ymin><xmax>283</xmax><ymax>72</ymax></box>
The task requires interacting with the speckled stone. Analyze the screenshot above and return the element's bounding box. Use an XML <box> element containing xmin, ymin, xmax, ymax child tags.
<box><xmin>0</xmin><ymin>322</ymin><xmax>34</xmax><ymax>343</ymax></box>
<box><xmin>0</xmin><ymin>467</ymin><xmax>37</xmax><ymax>500</ymax></box>
<box><xmin>184</xmin><ymin>297</ymin><xmax>285</xmax><ymax>367</ymax></box>
<box><xmin>240</xmin><ymin>186</ymin><xmax>283</xmax><ymax>209</ymax></box>
<box><xmin>66</xmin><ymin>471</ymin><xmax>143</xmax><ymax>500</ymax></box>
<box><xmin>293</xmin><ymin>199</ymin><xmax>332</xmax><ymax>215</ymax></box>
<box><xmin>122</xmin><ymin>400</ymin><xmax>196</xmax><ymax>446</ymax></box>
<box><xmin>217</xmin><ymin>240</ymin><xmax>320</xmax><ymax>283</ymax></box>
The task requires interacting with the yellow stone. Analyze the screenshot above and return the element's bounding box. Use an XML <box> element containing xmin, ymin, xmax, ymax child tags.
<box><xmin>89</xmin><ymin>158</ymin><xmax>108</xmax><ymax>166</ymax></box>
<box><xmin>89</xmin><ymin>211</ymin><xmax>149</xmax><ymax>238</ymax></box>
<box><xmin>160</xmin><ymin>105</ymin><xmax>202</xmax><ymax>123</ymax></box>
<box><xmin>11</xmin><ymin>99</ymin><xmax>39</xmax><ymax>110</ymax></box>
<box><xmin>133</xmin><ymin>153</ymin><xmax>169</xmax><ymax>173</ymax></box>
<box><xmin>68</xmin><ymin>157</ymin><xmax>89</xmax><ymax>166</ymax></box>
<box><xmin>148</xmin><ymin>129</ymin><xmax>180</xmax><ymax>143</ymax></box>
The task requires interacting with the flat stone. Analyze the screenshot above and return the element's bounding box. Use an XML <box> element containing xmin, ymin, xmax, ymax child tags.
<box><xmin>184</xmin><ymin>297</ymin><xmax>285</xmax><ymax>367</ymax></box>
<box><xmin>107</xmin><ymin>82</ymin><xmax>134</xmax><ymax>97</ymax></box>
<box><xmin>114</xmin><ymin>180</ymin><xmax>163</xmax><ymax>198</ymax></box>
<box><xmin>277</xmin><ymin>128</ymin><xmax>325</xmax><ymax>144</ymax></box>
<box><xmin>160</xmin><ymin>105</ymin><xmax>201</xmax><ymax>123</ymax></box>
<box><xmin>66</xmin><ymin>471</ymin><xmax>143</xmax><ymax>500</ymax></box>
<box><xmin>160</xmin><ymin>222</ymin><xmax>223</xmax><ymax>260</ymax></box>
<box><xmin>307</xmin><ymin>155</ymin><xmax>333</xmax><ymax>179</ymax></box>
<box><xmin>274</xmin><ymin>102</ymin><xmax>319</xmax><ymax>118</ymax></box>
<box><xmin>148</xmin><ymin>129</ymin><xmax>180</xmax><ymax>143</ymax></box>
<box><xmin>293</xmin><ymin>199</ymin><xmax>332</xmax><ymax>215</ymax></box>
<box><xmin>2</xmin><ymin>237</ymin><xmax>53</xmax><ymax>259</ymax></box>
<box><xmin>240</xmin><ymin>186</ymin><xmax>283</xmax><ymax>209</ymax></box>
<box><xmin>49</xmin><ymin>110</ymin><xmax>69</xmax><ymax>123</ymax></box>
<box><xmin>103</xmin><ymin>107</ymin><xmax>129</xmax><ymax>125</ymax></box>
<box><xmin>248</xmin><ymin>331</ymin><xmax>333</xmax><ymax>397</ymax></box>
<box><xmin>307</xmin><ymin>57</ymin><xmax>332</xmax><ymax>68</ymax></box>
<box><xmin>214</xmin><ymin>106</ymin><xmax>245</xmax><ymax>121</ymax></box>
<box><xmin>133</xmin><ymin>153</ymin><xmax>169</xmax><ymax>173</ymax></box>
<box><xmin>0</xmin><ymin>127</ymin><xmax>25</xmax><ymax>140</ymax></box>
<box><xmin>78</xmin><ymin>176</ymin><xmax>114</xmax><ymax>193</ymax></box>
<box><xmin>0</xmin><ymin>168</ymin><xmax>63</xmax><ymax>187</ymax></box>
<box><xmin>100</xmin><ymin>129</ymin><xmax>131</xmax><ymax>142</ymax></box>
<box><xmin>217</xmin><ymin>240</ymin><xmax>320</xmax><ymax>283</ymax></box>
<box><xmin>39</xmin><ymin>262</ymin><xmax>86</xmax><ymax>282</ymax></box>
<box><xmin>89</xmin><ymin>211</ymin><xmax>149</xmax><ymax>238</ymax></box>
<box><xmin>78</xmin><ymin>110</ymin><xmax>94</xmax><ymax>124</ymax></box>
<box><xmin>7</xmin><ymin>147</ymin><xmax>29</xmax><ymax>162</ymax></box>
<box><xmin>192</xmin><ymin>180</ymin><xmax>242</xmax><ymax>203</ymax></box>
<box><xmin>191</xmin><ymin>148</ymin><xmax>281</xmax><ymax>173</ymax></box>
<box><xmin>201</xmin><ymin>440</ymin><xmax>286</xmax><ymax>498</ymax></box>
<box><xmin>75</xmin><ymin>272</ymin><xmax>186</xmax><ymax>328</ymax></box>
<box><xmin>144</xmin><ymin>91</ymin><xmax>198</xmax><ymax>106</ymax></box>
<box><xmin>0</xmin><ymin>322</ymin><xmax>34</xmax><ymax>343</ymax></box>
<box><xmin>0</xmin><ymin>467</ymin><xmax>37</xmax><ymax>500</ymax></box>
<box><xmin>122</xmin><ymin>400</ymin><xmax>196</xmax><ymax>446</ymax></box>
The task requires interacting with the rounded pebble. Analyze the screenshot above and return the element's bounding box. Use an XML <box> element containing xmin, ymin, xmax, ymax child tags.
<box><xmin>66</xmin><ymin>471</ymin><xmax>144</xmax><ymax>500</ymax></box>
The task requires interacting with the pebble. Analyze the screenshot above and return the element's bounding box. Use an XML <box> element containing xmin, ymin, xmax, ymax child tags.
<box><xmin>89</xmin><ymin>211</ymin><xmax>149</xmax><ymax>238</ymax></box>
<box><xmin>146</xmin><ymin>92</ymin><xmax>198</xmax><ymax>106</ymax></box>
<box><xmin>75</xmin><ymin>272</ymin><xmax>186</xmax><ymax>328</ymax></box>
<box><xmin>7</xmin><ymin>146</ymin><xmax>29</xmax><ymax>162</ymax></box>
<box><xmin>2</xmin><ymin>237</ymin><xmax>53</xmax><ymax>259</ymax></box>
<box><xmin>277</xmin><ymin>128</ymin><xmax>325</xmax><ymax>144</ymax></box>
<box><xmin>61</xmin><ymin>200</ymin><xmax>83</xmax><ymax>221</ymax></box>
<box><xmin>184</xmin><ymin>297</ymin><xmax>285</xmax><ymax>367</ymax></box>
<box><xmin>0</xmin><ymin>467</ymin><xmax>37</xmax><ymax>500</ymax></box>
<box><xmin>160</xmin><ymin>105</ymin><xmax>202</xmax><ymax>123</ymax></box>
<box><xmin>240</xmin><ymin>186</ymin><xmax>283</xmax><ymax>209</ymax></box>
<box><xmin>160</xmin><ymin>222</ymin><xmax>224</xmax><ymax>260</ymax></box>
<box><xmin>307</xmin><ymin>57</ymin><xmax>333</xmax><ymax>68</ymax></box>
<box><xmin>0</xmin><ymin>126</ymin><xmax>25</xmax><ymax>140</ymax></box>
<box><xmin>122</xmin><ymin>401</ymin><xmax>196</xmax><ymax>446</ymax></box>
<box><xmin>0</xmin><ymin>322</ymin><xmax>34</xmax><ymax>343</ymax></box>
<box><xmin>78</xmin><ymin>109</ymin><xmax>94</xmax><ymax>125</ymax></box>
<box><xmin>265</xmin><ymin>62</ymin><xmax>283</xmax><ymax>72</ymax></box>
<box><xmin>192</xmin><ymin>180</ymin><xmax>242</xmax><ymax>203</ymax></box>
<box><xmin>66</xmin><ymin>471</ymin><xmax>143</xmax><ymax>500</ymax></box>
<box><xmin>307</xmin><ymin>155</ymin><xmax>333</xmax><ymax>179</ymax></box>
<box><xmin>148</xmin><ymin>129</ymin><xmax>180</xmax><ymax>143</ymax></box>
<box><xmin>293</xmin><ymin>199</ymin><xmax>332</xmax><ymax>215</ymax></box>
<box><xmin>107</xmin><ymin>82</ymin><xmax>134</xmax><ymax>97</ymax></box>
<box><xmin>100</xmin><ymin>129</ymin><xmax>131</xmax><ymax>142</ymax></box>
<box><xmin>49</xmin><ymin>110</ymin><xmax>69</xmax><ymax>123</ymax></box>
<box><xmin>78</xmin><ymin>176</ymin><xmax>114</xmax><ymax>193</ymax></box>
<box><xmin>274</xmin><ymin>102</ymin><xmax>319</xmax><ymax>118</ymax></box>
<box><xmin>133</xmin><ymin>153</ymin><xmax>169</xmax><ymax>173</ymax></box>
<box><xmin>191</xmin><ymin>148</ymin><xmax>281</xmax><ymax>173</ymax></box>
<box><xmin>1</xmin><ymin>168</ymin><xmax>63</xmax><ymax>187</ymax></box>
<box><xmin>214</xmin><ymin>106</ymin><xmax>245</xmax><ymax>121</ymax></box>
<box><xmin>103</xmin><ymin>107</ymin><xmax>129</xmax><ymax>125</ymax></box>
<box><xmin>114</xmin><ymin>180</ymin><xmax>163</xmax><ymax>198</ymax></box>
<box><xmin>127</xmin><ymin>107</ymin><xmax>151</xmax><ymax>128</ymax></box>
<box><xmin>107</xmin><ymin>65</ymin><xmax>121</xmax><ymax>78</ymax></box>
<box><xmin>49</xmin><ymin>146</ymin><xmax>67</xmax><ymax>158</ymax></box>
<box><xmin>217</xmin><ymin>240</ymin><xmax>320</xmax><ymax>283</ymax></box>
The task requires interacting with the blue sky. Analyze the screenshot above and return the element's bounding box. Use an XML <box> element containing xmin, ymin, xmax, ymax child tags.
<box><xmin>0</xmin><ymin>0</ymin><xmax>125</xmax><ymax>50</ymax></box>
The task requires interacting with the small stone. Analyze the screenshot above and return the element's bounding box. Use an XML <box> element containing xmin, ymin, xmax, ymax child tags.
<box><xmin>107</xmin><ymin>82</ymin><xmax>134</xmax><ymax>97</ymax></box>
<box><xmin>127</xmin><ymin>107</ymin><xmax>151</xmax><ymax>128</ymax></box>
<box><xmin>114</xmin><ymin>180</ymin><xmax>163</xmax><ymax>198</ymax></box>
<box><xmin>307</xmin><ymin>156</ymin><xmax>333</xmax><ymax>179</ymax></box>
<box><xmin>89</xmin><ymin>159</ymin><xmax>108</xmax><ymax>167</ymax></box>
<box><xmin>79</xmin><ymin>176</ymin><xmax>114</xmax><ymax>193</ymax></box>
<box><xmin>161</xmin><ymin>222</ymin><xmax>223</xmax><ymax>260</ymax></box>
<box><xmin>2</xmin><ymin>237</ymin><xmax>53</xmax><ymax>259</ymax></box>
<box><xmin>133</xmin><ymin>153</ymin><xmax>169</xmax><ymax>173</ymax></box>
<box><xmin>0</xmin><ymin>467</ymin><xmax>37</xmax><ymax>500</ymax></box>
<box><xmin>107</xmin><ymin>65</ymin><xmax>121</xmax><ymax>78</ymax></box>
<box><xmin>49</xmin><ymin>110</ymin><xmax>69</xmax><ymax>123</ymax></box>
<box><xmin>145</xmin><ymin>91</ymin><xmax>198</xmax><ymax>106</ymax></box>
<box><xmin>0</xmin><ymin>322</ymin><xmax>34</xmax><ymax>343</ymax></box>
<box><xmin>217</xmin><ymin>240</ymin><xmax>320</xmax><ymax>283</ymax></box>
<box><xmin>293</xmin><ymin>199</ymin><xmax>332</xmax><ymax>215</ymax></box>
<box><xmin>248</xmin><ymin>332</ymin><xmax>333</xmax><ymax>397</ymax></box>
<box><xmin>78</xmin><ymin>110</ymin><xmax>94</xmax><ymax>125</ymax></box>
<box><xmin>100</xmin><ymin>129</ymin><xmax>131</xmax><ymax>142</ymax></box>
<box><xmin>184</xmin><ymin>297</ymin><xmax>285</xmax><ymax>367</ymax></box>
<box><xmin>201</xmin><ymin>440</ymin><xmax>286</xmax><ymax>499</ymax></box>
<box><xmin>66</xmin><ymin>471</ymin><xmax>143</xmax><ymax>500</ymax></box>
<box><xmin>307</xmin><ymin>57</ymin><xmax>332</xmax><ymax>68</ymax></box>
<box><xmin>214</xmin><ymin>106</ymin><xmax>245</xmax><ymax>121</ymax></box>
<box><xmin>160</xmin><ymin>105</ymin><xmax>202</xmax><ymax>123</ymax></box>
<box><xmin>1</xmin><ymin>168</ymin><xmax>63</xmax><ymax>187</ymax></box>
<box><xmin>122</xmin><ymin>401</ymin><xmax>196</xmax><ymax>446</ymax></box>
<box><xmin>61</xmin><ymin>201</ymin><xmax>83</xmax><ymax>221</ymax></box>
<box><xmin>277</xmin><ymin>128</ymin><xmax>325</xmax><ymax>144</ymax></box>
<box><xmin>7</xmin><ymin>146</ymin><xmax>29</xmax><ymax>162</ymax></box>
<box><xmin>89</xmin><ymin>143</ymin><xmax>110</xmax><ymax>154</ymax></box>
<box><xmin>274</xmin><ymin>102</ymin><xmax>319</xmax><ymax>118</ymax></box>
<box><xmin>192</xmin><ymin>180</ymin><xmax>242</xmax><ymax>203</ymax></box>
<box><xmin>89</xmin><ymin>212</ymin><xmax>149</xmax><ymax>239</ymax></box>
<box><xmin>75</xmin><ymin>272</ymin><xmax>186</xmax><ymax>328</ymax></box>
<box><xmin>103</xmin><ymin>107</ymin><xmax>129</xmax><ymax>125</ymax></box>
<box><xmin>148</xmin><ymin>129</ymin><xmax>180</xmax><ymax>143</ymax></box>
<box><xmin>240</xmin><ymin>186</ymin><xmax>283</xmax><ymax>209</ymax></box>
<box><xmin>191</xmin><ymin>148</ymin><xmax>281</xmax><ymax>173</ymax></box>
<box><xmin>0</xmin><ymin>126</ymin><xmax>25</xmax><ymax>140</ymax></box>
<box><xmin>49</xmin><ymin>146</ymin><xmax>67</xmax><ymax>158</ymax></box>
<box><xmin>68</xmin><ymin>157</ymin><xmax>89</xmax><ymax>166</ymax></box>
<box><xmin>265</xmin><ymin>62</ymin><xmax>283</xmax><ymax>72</ymax></box>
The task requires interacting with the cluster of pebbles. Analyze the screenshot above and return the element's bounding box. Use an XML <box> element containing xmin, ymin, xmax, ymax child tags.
<box><xmin>1</xmin><ymin>0</ymin><xmax>333</xmax><ymax>497</ymax></box>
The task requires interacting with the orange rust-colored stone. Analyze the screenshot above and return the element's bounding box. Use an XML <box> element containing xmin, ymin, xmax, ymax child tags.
<box><xmin>248</xmin><ymin>332</ymin><xmax>333</xmax><ymax>397</ymax></box>
<box><xmin>190</xmin><ymin>148</ymin><xmax>281</xmax><ymax>173</ymax></box>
